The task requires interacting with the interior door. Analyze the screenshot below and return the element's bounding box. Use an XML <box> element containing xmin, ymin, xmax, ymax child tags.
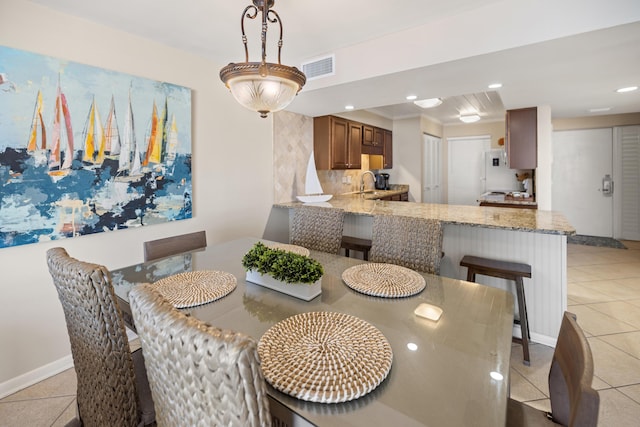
<box><xmin>447</xmin><ymin>136</ymin><xmax>490</xmax><ymax>206</ymax></box>
<box><xmin>552</xmin><ymin>128</ymin><xmax>613</xmax><ymax>237</ymax></box>
<box><xmin>422</xmin><ymin>134</ymin><xmax>442</xmax><ymax>203</ymax></box>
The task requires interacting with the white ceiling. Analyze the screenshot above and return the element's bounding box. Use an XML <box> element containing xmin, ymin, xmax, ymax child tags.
<box><xmin>29</xmin><ymin>0</ymin><xmax>640</xmax><ymax>124</ymax></box>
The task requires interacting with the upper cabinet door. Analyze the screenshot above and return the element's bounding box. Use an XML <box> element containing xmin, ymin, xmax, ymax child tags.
<box><xmin>383</xmin><ymin>130</ymin><xmax>393</xmax><ymax>169</ymax></box>
<box><xmin>506</xmin><ymin>107</ymin><xmax>537</xmax><ymax>169</ymax></box>
<box><xmin>348</xmin><ymin>122</ymin><xmax>362</xmax><ymax>169</ymax></box>
<box><xmin>363</xmin><ymin>125</ymin><xmax>374</xmax><ymax>146</ymax></box>
<box><xmin>313</xmin><ymin>115</ymin><xmax>362</xmax><ymax>170</ymax></box>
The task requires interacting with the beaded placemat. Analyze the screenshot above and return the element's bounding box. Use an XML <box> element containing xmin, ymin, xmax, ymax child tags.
<box><xmin>152</xmin><ymin>270</ymin><xmax>236</xmax><ymax>308</ymax></box>
<box><xmin>264</xmin><ymin>242</ymin><xmax>310</xmax><ymax>257</ymax></box>
<box><xmin>258</xmin><ymin>311</ymin><xmax>393</xmax><ymax>404</ymax></box>
<box><xmin>341</xmin><ymin>263</ymin><xmax>426</xmax><ymax>298</ymax></box>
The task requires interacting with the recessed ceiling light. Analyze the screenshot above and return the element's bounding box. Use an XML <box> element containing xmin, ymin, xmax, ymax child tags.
<box><xmin>413</xmin><ymin>98</ymin><xmax>443</xmax><ymax>108</ymax></box>
<box><xmin>488</xmin><ymin>83</ymin><xmax>502</xmax><ymax>89</ymax></box>
<box><xmin>460</xmin><ymin>114</ymin><xmax>481</xmax><ymax>123</ymax></box>
<box><xmin>406</xmin><ymin>94</ymin><xmax>418</xmax><ymax>101</ymax></box>
<box><xmin>616</xmin><ymin>86</ymin><xmax>638</xmax><ymax>93</ymax></box>
<box><xmin>345</xmin><ymin>105</ymin><xmax>355</xmax><ymax>110</ymax></box>
<box><xmin>589</xmin><ymin>107</ymin><xmax>611</xmax><ymax>113</ymax></box>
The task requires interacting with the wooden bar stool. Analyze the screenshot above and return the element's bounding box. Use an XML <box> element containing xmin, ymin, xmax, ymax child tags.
<box><xmin>341</xmin><ymin>236</ymin><xmax>372</xmax><ymax>261</ymax></box>
<box><xmin>460</xmin><ymin>255</ymin><xmax>532</xmax><ymax>365</ymax></box>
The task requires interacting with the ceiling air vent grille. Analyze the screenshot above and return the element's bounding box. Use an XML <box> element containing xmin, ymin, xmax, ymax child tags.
<box><xmin>301</xmin><ymin>55</ymin><xmax>335</xmax><ymax>81</ymax></box>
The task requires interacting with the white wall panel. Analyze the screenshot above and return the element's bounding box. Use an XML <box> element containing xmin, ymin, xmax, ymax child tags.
<box><xmin>344</xmin><ymin>215</ymin><xmax>566</xmax><ymax>345</ymax></box>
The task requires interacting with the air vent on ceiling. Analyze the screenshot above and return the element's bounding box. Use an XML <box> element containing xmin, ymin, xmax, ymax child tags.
<box><xmin>301</xmin><ymin>54</ymin><xmax>335</xmax><ymax>81</ymax></box>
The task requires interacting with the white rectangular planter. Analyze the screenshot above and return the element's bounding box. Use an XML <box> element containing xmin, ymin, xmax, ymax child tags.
<box><xmin>245</xmin><ymin>270</ymin><xmax>321</xmax><ymax>301</ymax></box>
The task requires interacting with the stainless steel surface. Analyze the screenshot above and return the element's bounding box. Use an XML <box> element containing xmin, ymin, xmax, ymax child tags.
<box><xmin>112</xmin><ymin>237</ymin><xmax>514</xmax><ymax>426</ymax></box>
<box><xmin>360</xmin><ymin>170</ymin><xmax>376</xmax><ymax>192</ymax></box>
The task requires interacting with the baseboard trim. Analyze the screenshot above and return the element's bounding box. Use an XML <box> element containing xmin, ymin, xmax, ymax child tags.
<box><xmin>513</xmin><ymin>325</ymin><xmax>557</xmax><ymax>348</ymax></box>
<box><xmin>0</xmin><ymin>355</ymin><xmax>74</xmax><ymax>399</ymax></box>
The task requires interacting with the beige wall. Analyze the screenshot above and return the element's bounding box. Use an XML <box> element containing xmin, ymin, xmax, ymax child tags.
<box><xmin>335</xmin><ymin>111</ymin><xmax>393</xmax><ymax>130</ymax></box>
<box><xmin>443</xmin><ymin>120</ymin><xmax>506</xmax><ymax>148</ymax></box>
<box><xmin>392</xmin><ymin>118</ymin><xmax>423</xmax><ymax>201</ymax></box>
<box><xmin>553</xmin><ymin>113</ymin><xmax>640</xmax><ymax>130</ymax></box>
<box><xmin>0</xmin><ymin>0</ymin><xmax>274</xmax><ymax>393</ymax></box>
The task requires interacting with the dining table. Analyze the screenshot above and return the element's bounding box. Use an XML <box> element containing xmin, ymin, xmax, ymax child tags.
<box><xmin>111</xmin><ymin>236</ymin><xmax>515</xmax><ymax>427</ymax></box>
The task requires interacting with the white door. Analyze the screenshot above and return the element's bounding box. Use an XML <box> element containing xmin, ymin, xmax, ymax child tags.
<box><xmin>448</xmin><ymin>136</ymin><xmax>490</xmax><ymax>206</ymax></box>
<box><xmin>552</xmin><ymin>128</ymin><xmax>613</xmax><ymax>237</ymax></box>
<box><xmin>422</xmin><ymin>134</ymin><xmax>442</xmax><ymax>203</ymax></box>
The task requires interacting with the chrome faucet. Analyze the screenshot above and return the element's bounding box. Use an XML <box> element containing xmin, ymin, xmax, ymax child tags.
<box><xmin>360</xmin><ymin>170</ymin><xmax>376</xmax><ymax>192</ymax></box>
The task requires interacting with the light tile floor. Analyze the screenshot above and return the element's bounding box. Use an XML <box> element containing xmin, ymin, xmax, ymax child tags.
<box><xmin>1</xmin><ymin>241</ymin><xmax>639</xmax><ymax>426</ymax></box>
<box><xmin>510</xmin><ymin>239</ymin><xmax>640</xmax><ymax>426</ymax></box>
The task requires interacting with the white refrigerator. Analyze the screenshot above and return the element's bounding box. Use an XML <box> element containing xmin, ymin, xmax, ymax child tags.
<box><xmin>483</xmin><ymin>149</ymin><xmax>521</xmax><ymax>192</ymax></box>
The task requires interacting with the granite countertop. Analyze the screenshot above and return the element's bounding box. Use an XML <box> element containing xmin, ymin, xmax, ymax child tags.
<box><xmin>339</xmin><ymin>184</ymin><xmax>409</xmax><ymax>200</ymax></box>
<box><xmin>478</xmin><ymin>192</ymin><xmax>537</xmax><ymax>206</ymax></box>
<box><xmin>275</xmin><ymin>195</ymin><xmax>575</xmax><ymax>236</ymax></box>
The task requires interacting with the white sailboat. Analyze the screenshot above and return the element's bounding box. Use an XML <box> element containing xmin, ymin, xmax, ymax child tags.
<box><xmin>296</xmin><ymin>151</ymin><xmax>333</xmax><ymax>203</ymax></box>
<box><xmin>115</xmin><ymin>92</ymin><xmax>143</xmax><ymax>182</ymax></box>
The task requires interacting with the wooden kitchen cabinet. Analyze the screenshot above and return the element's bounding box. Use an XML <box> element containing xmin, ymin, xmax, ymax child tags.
<box><xmin>363</xmin><ymin>125</ymin><xmax>375</xmax><ymax>146</ymax></box>
<box><xmin>378</xmin><ymin>192</ymin><xmax>408</xmax><ymax>201</ymax></box>
<box><xmin>383</xmin><ymin>130</ymin><xmax>393</xmax><ymax>168</ymax></box>
<box><xmin>374</xmin><ymin>127</ymin><xmax>384</xmax><ymax>147</ymax></box>
<box><xmin>506</xmin><ymin>107</ymin><xmax>537</xmax><ymax>169</ymax></box>
<box><xmin>314</xmin><ymin>116</ymin><xmax>362</xmax><ymax>170</ymax></box>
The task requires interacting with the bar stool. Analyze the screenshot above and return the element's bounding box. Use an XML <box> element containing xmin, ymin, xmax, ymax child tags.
<box><xmin>341</xmin><ymin>236</ymin><xmax>372</xmax><ymax>261</ymax></box>
<box><xmin>460</xmin><ymin>255</ymin><xmax>532</xmax><ymax>365</ymax></box>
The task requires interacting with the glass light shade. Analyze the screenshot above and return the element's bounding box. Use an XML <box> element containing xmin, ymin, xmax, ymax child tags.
<box><xmin>413</xmin><ymin>97</ymin><xmax>443</xmax><ymax>109</ymax></box>
<box><xmin>460</xmin><ymin>114</ymin><xmax>481</xmax><ymax>123</ymax></box>
<box><xmin>221</xmin><ymin>62</ymin><xmax>306</xmax><ymax>118</ymax></box>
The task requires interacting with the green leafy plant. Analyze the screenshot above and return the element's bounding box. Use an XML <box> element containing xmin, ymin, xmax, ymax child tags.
<box><xmin>242</xmin><ymin>242</ymin><xmax>324</xmax><ymax>284</ymax></box>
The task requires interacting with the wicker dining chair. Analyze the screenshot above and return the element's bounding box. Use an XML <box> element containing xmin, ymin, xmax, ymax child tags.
<box><xmin>129</xmin><ymin>283</ymin><xmax>272</xmax><ymax>427</ymax></box>
<box><xmin>369</xmin><ymin>215</ymin><xmax>444</xmax><ymax>274</ymax></box>
<box><xmin>507</xmin><ymin>312</ymin><xmax>600</xmax><ymax>426</ymax></box>
<box><xmin>290</xmin><ymin>205</ymin><xmax>345</xmax><ymax>254</ymax></box>
<box><xmin>46</xmin><ymin>247</ymin><xmax>155</xmax><ymax>427</ymax></box>
<box><xmin>143</xmin><ymin>230</ymin><xmax>207</xmax><ymax>262</ymax></box>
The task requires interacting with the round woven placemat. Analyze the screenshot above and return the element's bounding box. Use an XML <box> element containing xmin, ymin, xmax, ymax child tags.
<box><xmin>341</xmin><ymin>263</ymin><xmax>426</xmax><ymax>298</ymax></box>
<box><xmin>264</xmin><ymin>242</ymin><xmax>310</xmax><ymax>257</ymax></box>
<box><xmin>258</xmin><ymin>311</ymin><xmax>393</xmax><ymax>404</ymax></box>
<box><xmin>152</xmin><ymin>270</ymin><xmax>237</xmax><ymax>308</ymax></box>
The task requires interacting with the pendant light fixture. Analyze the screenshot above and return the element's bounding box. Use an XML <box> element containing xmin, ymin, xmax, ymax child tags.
<box><xmin>220</xmin><ymin>0</ymin><xmax>306</xmax><ymax>118</ymax></box>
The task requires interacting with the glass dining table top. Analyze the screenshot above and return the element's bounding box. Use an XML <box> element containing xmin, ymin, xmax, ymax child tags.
<box><xmin>111</xmin><ymin>236</ymin><xmax>514</xmax><ymax>427</ymax></box>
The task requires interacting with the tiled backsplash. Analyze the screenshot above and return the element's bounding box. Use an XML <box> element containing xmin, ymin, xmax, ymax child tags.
<box><xmin>273</xmin><ymin>111</ymin><xmax>377</xmax><ymax>203</ymax></box>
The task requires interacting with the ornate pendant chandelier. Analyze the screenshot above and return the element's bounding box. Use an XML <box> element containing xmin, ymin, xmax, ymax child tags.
<box><xmin>220</xmin><ymin>0</ymin><xmax>306</xmax><ymax>118</ymax></box>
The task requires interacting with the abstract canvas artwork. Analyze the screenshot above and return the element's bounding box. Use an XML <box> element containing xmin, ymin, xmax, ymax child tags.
<box><xmin>0</xmin><ymin>46</ymin><xmax>192</xmax><ymax>249</ymax></box>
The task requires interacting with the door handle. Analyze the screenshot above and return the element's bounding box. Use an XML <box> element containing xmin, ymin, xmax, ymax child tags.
<box><xmin>601</xmin><ymin>174</ymin><xmax>613</xmax><ymax>196</ymax></box>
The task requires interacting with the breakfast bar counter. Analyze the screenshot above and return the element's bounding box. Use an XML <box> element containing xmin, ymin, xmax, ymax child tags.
<box><xmin>275</xmin><ymin>197</ymin><xmax>573</xmax><ymax>235</ymax></box>
<box><xmin>271</xmin><ymin>198</ymin><xmax>575</xmax><ymax>345</ymax></box>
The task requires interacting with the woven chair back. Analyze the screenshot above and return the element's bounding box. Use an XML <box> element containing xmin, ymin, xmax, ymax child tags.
<box><xmin>549</xmin><ymin>312</ymin><xmax>599</xmax><ymax>426</ymax></box>
<box><xmin>129</xmin><ymin>284</ymin><xmax>272</xmax><ymax>427</ymax></box>
<box><xmin>369</xmin><ymin>215</ymin><xmax>444</xmax><ymax>274</ymax></box>
<box><xmin>46</xmin><ymin>247</ymin><xmax>141</xmax><ymax>427</ymax></box>
<box><xmin>290</xmin><ymin>205</ymin><xmax>345</xmax><ymax>254</ymax></box>
<box><xmin>143</xmin><ymin>230</ymin><xmax>207</xmax><ymax>262</ymax></box>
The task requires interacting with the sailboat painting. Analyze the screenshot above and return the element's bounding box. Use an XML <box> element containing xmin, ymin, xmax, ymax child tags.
<box><xmin>0</xmin><ymin>45</ymin><xmax>192</xmax><ymax>249</ymax></box>
<box><xmin>296</xmin><ymin>151</ymin><xmax>333</xmax><ymax>203</ymax></box>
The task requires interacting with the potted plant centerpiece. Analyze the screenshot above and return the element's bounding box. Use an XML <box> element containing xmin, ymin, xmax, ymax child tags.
<box><xmin>242</xmin><ymin>242</ymin><xmax>324</xmax><ymax>301</ymax></box>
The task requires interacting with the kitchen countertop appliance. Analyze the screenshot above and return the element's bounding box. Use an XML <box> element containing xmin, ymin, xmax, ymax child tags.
<box><xmin>375</xmin><ymin>173</ymin><xmax>390</xmax><ymax>190</ymax></box>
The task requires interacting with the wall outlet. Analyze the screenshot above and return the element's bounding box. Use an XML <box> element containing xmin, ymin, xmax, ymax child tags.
<box><xmin>346</xmin><ymin>176</ymin><xmax>352</xmax><ymax>184</ymax></box>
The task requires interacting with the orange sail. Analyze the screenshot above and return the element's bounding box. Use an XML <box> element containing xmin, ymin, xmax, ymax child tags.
<box><xmin>143</xmin><ymin>102</ymin><xmax>161</xmax><ymax>166</ymax></box>
<box><xmin>48</xmin><ymin>81</ymin><xmax>75</xmax><ymax>178</ymax></box>
<box><xmin>82</xmin><ymin>97</ymin><xmax>105</xmax><ymax>165</ymax></box>
<box><xmin>26</xmin><ymin>90</ymin><xmax>46</xmax><ymax>152</ymax></box>
<box><xmin>104</xmin><ymin>96</ymin><xmax>121</xmax><ymax>157</ymax></box>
